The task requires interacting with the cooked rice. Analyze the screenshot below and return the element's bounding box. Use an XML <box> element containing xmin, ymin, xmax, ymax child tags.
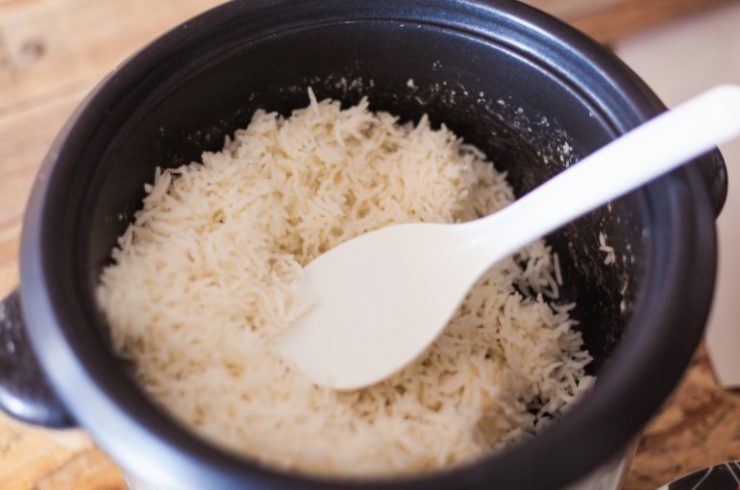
<box><xmin>97</xmin><ymin>90</ymin><xmax>593</xmax><ymax>477</ymax></box>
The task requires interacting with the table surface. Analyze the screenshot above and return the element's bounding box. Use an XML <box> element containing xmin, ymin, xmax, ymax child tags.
<box><xmin>1</xmin><ymin>1</ymin><xmax>738</xmax><ymax>489</ymax></box>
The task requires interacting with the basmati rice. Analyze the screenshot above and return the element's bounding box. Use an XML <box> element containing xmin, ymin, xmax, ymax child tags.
<box><xmin>599</xmin><ymin>231</ymin><xmax>617</xmax><ymax>265</ymax></box>
<box><xmin>97</xmin><ymin>90</ymin><xmax>593</xmax><ymax>477</ymax></box>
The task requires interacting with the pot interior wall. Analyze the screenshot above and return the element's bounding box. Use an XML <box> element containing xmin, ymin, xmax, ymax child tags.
<box><xmin>82</xmin><ymin>21</ymin><xmax>644</xmax><ymax>381</ymax></box>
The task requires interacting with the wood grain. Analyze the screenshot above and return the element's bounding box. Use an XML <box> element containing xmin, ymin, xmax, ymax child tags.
<box><xmin>570</xmin><ymin>0</ymin><xmax>733</xmax><ymax>44</ymax></box>
<box><xmin>0</xmin><ymin>0</ymin><xmax>738</xmax><ymax>488</ymax></box>
<box><xmin>0</xmin><ymin>413</ymin><xmax>124</xmax><ymax>490</ymax></box>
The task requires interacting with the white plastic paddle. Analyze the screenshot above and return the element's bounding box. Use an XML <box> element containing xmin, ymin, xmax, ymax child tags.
<box><xmin>277</xmin><ymin>85</ymin><xmax>740</xmax><ymax>390</ymax></box>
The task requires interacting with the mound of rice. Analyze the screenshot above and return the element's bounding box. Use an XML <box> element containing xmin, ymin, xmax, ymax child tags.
<box><xmin>97</xmin><ymin>90</ymin><xmax>593</xmax><ymax>477</ymax></box>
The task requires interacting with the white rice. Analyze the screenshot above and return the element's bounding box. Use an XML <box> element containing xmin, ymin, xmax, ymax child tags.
<box><xmin>599</xmin><ymin>231</ymin><xmax>617</xmax><ymax>265</ymax></box>
<box><xmin>97</xmin><ymin>90</ymin><xmax>593</xmax><ymax>478</ymax></box>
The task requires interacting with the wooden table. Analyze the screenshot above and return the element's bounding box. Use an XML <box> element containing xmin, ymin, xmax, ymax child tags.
<box><xmin>1</xmin><ymin>1</ymin><xmax>738</xmax><ymax>488</ymax></box>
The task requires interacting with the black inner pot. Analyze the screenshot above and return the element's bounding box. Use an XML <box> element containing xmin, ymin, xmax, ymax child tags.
<box><xmin>23</xmin><ymin>1</ymin><xmax>720</xmax><ymax>489</ymax></box>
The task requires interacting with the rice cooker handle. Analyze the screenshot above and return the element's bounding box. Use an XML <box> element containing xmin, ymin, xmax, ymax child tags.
<box><xmin>0</xmin><ymin>289</ymin><xmax>76</xmax><ymax>428</ymax></box>
<box><xmin>697</xmin><ymin>148</ymin><xmax>728</xmax><ymax>218</ymax></box>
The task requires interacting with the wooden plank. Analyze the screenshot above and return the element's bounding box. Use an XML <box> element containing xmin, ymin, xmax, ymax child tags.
<box><xmin>570</xmin><ymin>0</ymin><xmax>733</xmax><ymax>44</ymax></box>
<box><xmin>0</xmin><ymin>0</ymin><xmax>223</xmax><ymax>111</ymax></box>
<box><xmin>528</xmin><ymin>0</ymin><xmax>625</xmax><ymax>20</ymax></box>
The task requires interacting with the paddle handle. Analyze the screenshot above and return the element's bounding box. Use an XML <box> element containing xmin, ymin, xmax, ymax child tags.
<box><xmin>466</xmin><ymin>85</ymin><xmax>740</xmax><ymax>256</ymax></box>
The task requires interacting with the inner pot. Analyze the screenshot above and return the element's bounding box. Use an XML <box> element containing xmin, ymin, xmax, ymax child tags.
<box><xmin>18</xmin><ymin>1</ymin><xmax>723</xmax><ymax>489</ymax></box>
